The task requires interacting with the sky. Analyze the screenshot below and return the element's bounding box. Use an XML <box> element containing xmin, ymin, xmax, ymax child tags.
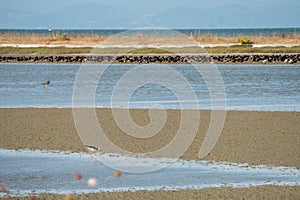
<box><xmin>0</xmin><ymin>0</ymin><xmax>299</xmax><ymax>29</ymax></box>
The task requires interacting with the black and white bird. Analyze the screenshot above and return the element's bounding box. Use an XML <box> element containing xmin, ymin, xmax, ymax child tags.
<box><xmin>85</xmin><ymin>145</ymin><xmax>101</xmax><ymax>153</ymax></box>
<box><xmin>85</xmin><ymin>145</ymin><xmax>102</xmax><ymax>164</ymax></box>
<box><xmin>41</xmin><ymin>80</ymin><xmax>50</xmax><ymax>89</ymax></box>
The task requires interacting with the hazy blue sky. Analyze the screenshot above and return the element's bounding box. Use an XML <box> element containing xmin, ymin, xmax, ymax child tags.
<box><xmin>0</xmin><ymin>0</ymin><xmax>299</xmax><ymax>28</ymax></box>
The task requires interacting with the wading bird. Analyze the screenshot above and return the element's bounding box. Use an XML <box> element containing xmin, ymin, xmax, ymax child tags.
<box><xmin>41</xmin><ymin>80</ymin><xmax>50</xmax><ymax>89</ymax></box>
<box><xmin>85</xmin><ymin>145</ymin><xmax>102</xmax><ymax>164</ymax></box>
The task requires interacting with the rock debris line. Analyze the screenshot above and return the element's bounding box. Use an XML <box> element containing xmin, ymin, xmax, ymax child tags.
<box><xmin>0</xmin><ymin>54</ymin><xmax>299</xmax><ymax>64</ymax></box>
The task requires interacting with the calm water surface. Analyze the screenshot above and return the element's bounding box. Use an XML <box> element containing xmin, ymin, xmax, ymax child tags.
<box><xmin>0</xmin><ymin>149</ymin><xmax>299</xmax><ymax>197</ymax></box>
<box><xmin>0</xmin><ymin>63</ymin><xmax>299</xmax><ymax>111</ymax></box>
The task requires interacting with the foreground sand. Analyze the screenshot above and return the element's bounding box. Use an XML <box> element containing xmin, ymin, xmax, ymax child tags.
<box><xmin>1</xmin><ymin>108</ymin><xmax>299</xmax><ymax>167</ymax></box>
<box><xmin>0</xmin><ymin>108</ymin><xmax>299</xmax><ymax>199</ymax></box>
<box><xmin>3</xmin><ymin>186</ymin><xmax>299</xmax><ymax>200</ymax></box>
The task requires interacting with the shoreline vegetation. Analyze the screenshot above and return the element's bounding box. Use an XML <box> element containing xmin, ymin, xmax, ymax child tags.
<box><xmin>1</xmin><ymin>32</ymin><xmax>300</xmax><ymax>45</ymax></box>
<box><xmin>0</xmin><ymin>33</ymin><xmax>299</xmax><ymax>55</ymax></box>
<box><xmin>0</xmin><ymin>46</ymin><xmax>300</xmax><ymax>55</ymax></box>
<box><xmin>1</xmin><ymin>33</ymin><xmax>299</xmax><ymax>64</ymax></box>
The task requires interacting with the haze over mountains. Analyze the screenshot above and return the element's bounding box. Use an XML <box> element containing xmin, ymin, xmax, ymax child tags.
<box><xmin>0</xmin><ymin>0</ymin><xmax>299</xmax><ymax>29</ymax></box>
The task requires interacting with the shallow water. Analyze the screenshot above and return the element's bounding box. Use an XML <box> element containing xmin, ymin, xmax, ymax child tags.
<box><xmin>0</xmin><ymin>149</ymin><xmax>299</xmax><ymax>197</ymax></box>
<box><xmin>0</xmin><ymin>63</ymin><xmax>299</xmax><ymax>111</ymax></box>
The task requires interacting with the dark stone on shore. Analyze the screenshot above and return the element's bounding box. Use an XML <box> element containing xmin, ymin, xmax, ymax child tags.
<box><xmin>0</xmin><ymin>54</ymin><xmax>299</xmax><ymax>64</ymax></box>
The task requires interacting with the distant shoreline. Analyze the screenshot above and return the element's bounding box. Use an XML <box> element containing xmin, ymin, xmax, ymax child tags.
<box><xmin>1</xmin><ymin>31</ymin><xmax>299</xmax><ymax>64</ymax></box>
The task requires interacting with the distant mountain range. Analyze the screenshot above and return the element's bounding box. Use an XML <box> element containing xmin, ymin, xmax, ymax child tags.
<box><xmin>0</xmin><ymin>0</ymin><xmax>299</xmax><ymax>29</ymax></box>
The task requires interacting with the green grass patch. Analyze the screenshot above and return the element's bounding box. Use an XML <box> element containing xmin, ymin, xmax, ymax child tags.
<box><xmin>204</xmin><ymin>46</ymin><xmax>300</xmax><ymax>54</ymax></box>
<box><xmin>237</xmin><ymin>36</ymin><xmax>253</xmax><ymax>45</ymax></box>
<box><xmin>164</xmin><ymin>47</ymin><xmax>205</xmax><ymax>54</ymax></box>
<box><xmin>128</xmin><ymin>47</ymin><xmax>205</xmax><ymax>54</ymax></box>
<box><xmin>0</xmin><ymin>46</ymin><xmax>299</xmax><ymax>55</ymax></box>
<box><xmin>128</xmin><ymin>48</ymin><xmax>172</xmax><ymax>54</ymax></box>
<box><xmin>0</xmin><ymin>47</ymin><xmax>139</xmax><ymax>54</ymax></box>
<box><xmin>0</xmin><ymin>47</ymin><xmax>93</xmax><ymax>54</ymax></box>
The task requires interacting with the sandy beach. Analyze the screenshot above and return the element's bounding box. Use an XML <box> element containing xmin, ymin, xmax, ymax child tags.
<box><xmin>1</xmin><ymin>108</ymin><xmax>299</xmax><ymax>167</ymax></box>
<box><xmin>0</xmin><ymin>108</ymin><xmax>299</xmax><ymax>199</ymax></box>
<box><xmin>3</xmin><ymin>186</ymin><xmax>299</xmax><ymax>200</ymax></box>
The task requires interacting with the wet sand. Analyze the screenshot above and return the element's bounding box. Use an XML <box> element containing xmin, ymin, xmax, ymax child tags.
<box><xmin>1</xmin><ymin>108</ymin><xmax>299</xmax><ymax>167</ymax></box>
<box><xmin>0</xmin><ymin>108</ymin><xmax>299</xmax><ymax>199</ymax></box>
<box><xmin>5</xmin><ymin>185</ymin><xmax>300</xmax><ymax>200</ymax></box>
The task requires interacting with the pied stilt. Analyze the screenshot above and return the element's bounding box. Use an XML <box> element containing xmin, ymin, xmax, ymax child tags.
<box><xmin>41</xmin><ymin>80</ymin><xmax>50</xmax><ymax>89</ymax></box>
<box><xmin>85</xmin><ymin>145</ymin><xmax>102</xmax><ymax>164</ymax></box>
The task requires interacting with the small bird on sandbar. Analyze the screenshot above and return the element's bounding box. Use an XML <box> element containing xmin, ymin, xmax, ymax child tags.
<box><xmin>41</xmin><ymin>80</ymin><xmax>50</xmax><ymax>89</ymax></box>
